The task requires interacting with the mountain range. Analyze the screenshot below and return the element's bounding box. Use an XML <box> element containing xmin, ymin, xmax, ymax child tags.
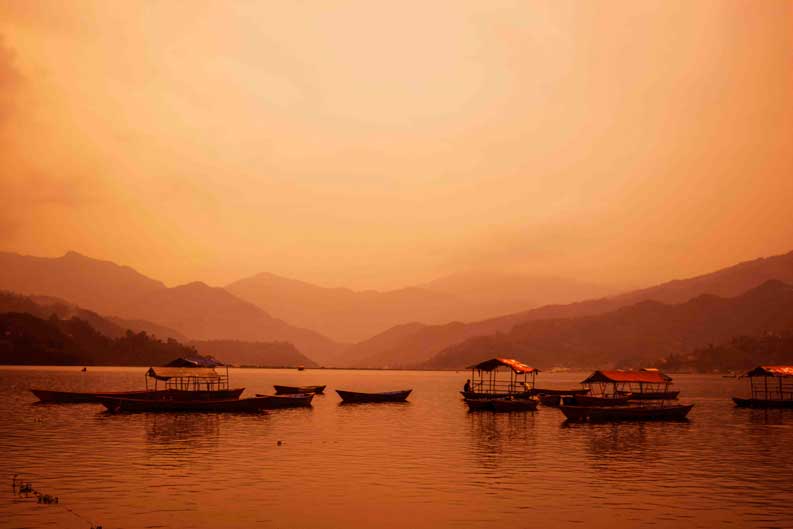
<box><xmin>0</xmin><ymin>291</ymin><xmax>314</xmax><ymax>368</ymax></box>
<box><xmin>1</xmin><ymin>248</ymin><xmax>793</xmax><ymax>369</ymax></box>
<box><xmin>423</xmin><ymin>279</ymin><xmax>793</xmax><ymax>370</ymax></box>
<box><xmin>345</xmin><ymin>250</ymin><xmax>793</xmax><ymax>367</ymax></box>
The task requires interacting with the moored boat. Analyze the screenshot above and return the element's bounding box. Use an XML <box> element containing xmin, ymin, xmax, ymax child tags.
<box><xmin>619</xmin><ymin>390</ymin><xmax>679</xmax><ymax>401</ymax></box>
<box><xmin>273</xmin><ymin>384</ymin><xmax>326</xmax><ymax>395</ymax></box>
<box><xmin>732</xmin><ymin>366</ymin><xmax>793</xmax><ymax>408</ymax></box>
<box><xmin>336</xmin><ymin>389</ymin><xmax>411</xmax><ymax>403</ymax></box>
<box><xmin>559</xmin><ymin>403</ymin><xmax>694</xmax><ymax>422</ymax></box>
<box><xmin>532</xmin><ymin>388</ymin><xmax>590</xmax><ymax>396</ymax></box>
<box><xmin>574</xmin><ymin>369</ymin><xmax>680</xmax><ymax>404</ymax></box>
<box><xmin>254</xmin><ymin>393</ymin><xmax>314</xmax><ymax>408</ymax></box>
<box><xmin>98</xmin><ymin>396</ymin><xmax>270</xmax><ymax>413</ymax></box>
<box><xmin>539</xmin><ymin>394</ymin><xmax>562</xmax><ymax>407</ymax></box>
<box><xmin>732</xmin><ymin>396</ymin><xmax>793</xmax><ymax>409</ymax></box>
<box><xmin>461</xmin><ymin>358</ymin><xmax>540</xmax><ymax>399</ymax></box>
<box><xmin>465</xmin><ymin>396</ymin><xmax>539</xmax><ymax>412</ymax></box>
<box><xmin>564</xmin><ymin>393</ymin><xmax>633</xmax><ymax>406</ymax></box>
<box><xmin>31</xmin><ymin>388</ymin><xmax>244</xmax><ymax>404</ymax></box>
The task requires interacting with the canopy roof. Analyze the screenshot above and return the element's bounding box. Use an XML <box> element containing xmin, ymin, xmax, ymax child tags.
<box><xmin>582</xmin><ymin>370</ymin><xmax>671</xmax><ymax>384</ymax></box>
<box><xmin>146</xmin><ymin>367</ymin><xmax>222</xmax><ymax>381</ymax></box>
<box><xmin>164</xmin><ymin>356</ymin><xmax>223</xmax><ymax>368</ymax></box>
<box><xmin>467</xmin><ymin>358</ymin><xmax>539</xmax><ymax>374</ymax></box>
<box><xmin>744</xmin><ymin>365</ymin><xmax>793</xmax><ymax>378</ymax></box>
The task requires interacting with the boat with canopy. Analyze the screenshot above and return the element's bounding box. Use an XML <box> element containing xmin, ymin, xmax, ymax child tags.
<box><xmin>31</xmin><ymin>357</ymin><xmax>244</xmax><ymax>403</ymax></box>
<box><xmin>462</xmin><ymin>358</ymin><xmax>540</xmax><ymax>411</ymax></box>
<box><xmin>733</xmin><ymin>366</ymin><xmax>793</xmax><ymax>408</ymax></box>
<box><xmin>560</xmin><ymin>369</ymin><xmax>693</xmax><ymax>421</ymax></box>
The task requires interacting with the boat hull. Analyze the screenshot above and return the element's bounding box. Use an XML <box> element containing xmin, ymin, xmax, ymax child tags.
<box><xmin>254</xmin><ymin>393</ymin><xmax>314</xmax><ymax>408</ymax></box>
<box><xmin>564</xmin><ymin>394</ymin><xmax>633</xmax><ymax>407</ymax></box>
<box><xmin>273</xmin><ymin>385</ymin><xmax>326</xmax><ymax>395</ymax></box>
<box><xmin>31</xmin><ymin>388</ymin><xmax>245</xmax><ymax>403</ymax></box>
<box><xmin>99</xmin><ymin>396</ymin><xmax>269</xmax><ymax>413</ymax></box>
<box><xmin>619</xmin><ymin>390</ymin><xmax>679</xmax><ymax>401</ymax></box>
<box><xmin>539</xmin><ymin>394</ymin><xmax>562</xmax><ymax>407</ymax></box>
<box><xmin>532</xmin><ymin>388</ymin><xmax>590</xmax><ymax>396</ymax></box>
<box><xmin>560</xmin><ymin>403</ymin><xmax>694</xmax><ymax>422</ymax></box>
<box><xmin>336</xmin><ymin>389</ymin><xmax>411</xmax><ymax>403</ymax></box>
<box><xmin>465</xmin><ymin>397</ymin><xmax>539</xmax><ymax>412</ymax></box>
<box><xmin>460</xmin><ymin>390</ymin><xmax>533</xmax><ymax>400</ymax></box>
<box><xmin>732</xmin><ymin>397</ymin><xmax>793</xmax><ymax>409</ymax></box>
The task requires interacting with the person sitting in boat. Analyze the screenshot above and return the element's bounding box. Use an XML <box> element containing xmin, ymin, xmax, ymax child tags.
<box><xmin>463</xmin><ymin>379</ymin><xmax>471</xmax><ymax>393</ymax></box>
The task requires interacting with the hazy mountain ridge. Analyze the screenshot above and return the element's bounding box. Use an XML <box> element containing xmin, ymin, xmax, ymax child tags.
<box><xmin>422</xmin><ymin>280</ymin><xmax>793</xmax><ymax>369</ymax></box>
<box><xmin>0</xmin><ymin>252</ymin><xmax>343</xmax><ymax>364</ymax></box>
<box><xmin>350</xmin><ymin>250</ymin><xmax>793</xmax><ymax>368</ymax></box>
<box><xmin>226</xmin><ymin>271</ymin><xmax>612</xmax><ymax>343</ymax></box>
<box><xmin>0</xmin><ymin>291</ymin><xmax>318</xmax><ymax>367</ymax></box>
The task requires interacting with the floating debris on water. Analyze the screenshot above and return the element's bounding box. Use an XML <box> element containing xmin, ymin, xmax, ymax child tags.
<box><xmin>11</xmin><ymin>473</ymin><xmax>100</xmax><ymax>528</ymax></box>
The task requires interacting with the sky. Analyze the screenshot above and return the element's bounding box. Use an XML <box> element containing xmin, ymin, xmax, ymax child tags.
<box><xmin>1</xmin><ymin>1</ymin><xmax>792</xmax><ymax>290</ymax></box>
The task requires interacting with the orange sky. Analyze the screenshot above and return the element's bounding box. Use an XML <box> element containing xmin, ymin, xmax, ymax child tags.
<box><xmin>1</xmin><ymin>1</ymin><xmax>792</xmax><ymax>289</ymax></box>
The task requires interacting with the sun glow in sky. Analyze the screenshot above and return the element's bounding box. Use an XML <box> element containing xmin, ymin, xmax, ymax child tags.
<box><xmin>1</xmin><ymin>1</ymin><xmax>792</xmax><ymax>289</ymax></box>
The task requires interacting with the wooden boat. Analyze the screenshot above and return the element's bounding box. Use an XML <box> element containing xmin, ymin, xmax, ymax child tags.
<box><xmin>254</xmin><ymin>393</ymin><xmax>314</xmax><ymax>408</ymax></box>
<box><xmin>336</xmin><ymin>389</ymin><xmax>411</xmax><ymax>403</ymax></box>
<box><xmin>461</xmin><ymin>358</ymin><xmax>540</xmax><ymax>402</ymax></box>
<box><xmin>98</xmin><ymin>396</ymin><xmax>271</xmax><ymax>413</ymax></box>
<box><xmin>532</xmin><ymin>388</ymin><xmax>590</xmax><ymax>396</ymax></box>
<box><xmin>732</xmin><ymin>397</ymin><xmax>793</xmax><ymax>409</ymax></box>
<box><xmin>560</xmin><ymin>403</ymin><xmax>694</xmax><ymax>422</ymax></box>
<box><xmin>297</xmin><ymin>365</ymin><xmax>305</xmax><ymax>371</ymax></box>
<box><xmin>460</xmin><ymin>390</ymin><xmax>533</xmax><ymax>400</ymax></box>
<box><xmin>732</xmin><ymin>366</ymin><xmax>793</xmax><ymax>408</ymax></box>
<box><xmin>539</xmin><ymin>394</ymin><xmax>562</xmax><ymax>407</ymax></box>
<box><xmin>31</xmin><ymin>388</ymin><xmax>245</xmax><ymax>404</ymax></box>
<box><xmin>618</xmin><ymin>390</ymin><xmax>679</xmax><ymax>400</ymax></box>
<box><xmin>273</xmin><ymin>384</ymin><xmax>326</xmax><ymax>395</ymax></box>
<box><xmin>465</xmin><ymin>397</ymin><xmax>539</xmax><ymax>412</ymax></box>
<box><xmin>564</xmin><ymin>393</ymin><xmax>633</xmax><ymax>406</ymax></box>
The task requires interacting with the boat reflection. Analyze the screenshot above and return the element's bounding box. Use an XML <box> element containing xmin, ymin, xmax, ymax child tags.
<box><xmin>467</xmin><ymin>411</ymin><xmax>538</xmax><ymax>472</ymax></box>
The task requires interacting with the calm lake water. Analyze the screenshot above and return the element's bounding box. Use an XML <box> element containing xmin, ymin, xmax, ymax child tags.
<box><xmin>1</xmin><ymin>367</ymin><xmax>792</xmax><ymax>529</ymax></box>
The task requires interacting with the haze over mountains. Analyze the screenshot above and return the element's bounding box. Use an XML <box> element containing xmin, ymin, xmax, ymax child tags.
<box><xmin>227</xmin><ymin>270</ymin><xmax>611</xmax><ymax>342</ymax></box>
<box><xmin>1</xmin><ymin>248</ymin><xmax>793</xmax><ymax>369</ymax></box>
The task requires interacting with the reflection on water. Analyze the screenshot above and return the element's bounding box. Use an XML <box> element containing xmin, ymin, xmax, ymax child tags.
<box><xmin>1</xmin><ymin>367</ymin><xmax>792</xmax><ymax>529</ymax></box>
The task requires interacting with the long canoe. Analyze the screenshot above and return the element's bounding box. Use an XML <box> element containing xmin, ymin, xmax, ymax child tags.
<box><xmin>564</xmin><ymin>394</ymin><xmax>633</xmax><ymax>407</ymax></box>
<box><xmin>732</xmin><ymin>397</ymin><xmax>793</xmax><ymax>409</ymax></box>
<box><xmin>336</xmin><ymin>389</ymin><xmax>411</xmax><ymax>403</ymax></box>
<box><xmin>254</xmin><ymin>393</ymin><xmax>314</xmax><ymax>408</ymax></box>
<box><xmin>273</xmin><ymin>385</ymin><xmax>326</xmax><ymax>395</ymax></box>
<box><xmin>31</xmin><ymin>388</ymin><xmax>245</xmax><ymax>403</ymax></box>
<box><xmin>98</xmin><ymin>396</ymin><xmax>269</xmax><ymax>413</ymax></box>
<box><xmin>465</xmin><ymin>397</ymin><xmax>539</xmax><ymax>412</ymax></box>
<box><xmin>560</xmin><ymin>403</ymin><xmax>694</xmax><ymax>422</ymax></box>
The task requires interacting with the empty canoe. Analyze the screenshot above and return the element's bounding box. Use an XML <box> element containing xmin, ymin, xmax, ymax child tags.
<box><xmin>336</xmin><ymin>389</ymin><xmax>411</xmax><ymax>403</ymax></box>
<box><xmin>254</xmin><ymin>393</ymin><xmax>314</xmax><ymax>408</ymax></box>
<box><xmin>539</xmin><ymin>394</ymin><xmax>562</xmax><ymax>407</ymax></box>
<box><xmin>273</xmin><ymin>385</ymin><xmax>326</xmax><ymax>395</ymax></box>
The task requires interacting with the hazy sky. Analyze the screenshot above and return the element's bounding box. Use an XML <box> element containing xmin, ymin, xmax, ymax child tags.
<box><xmin>1</xmin><ymin>1</ymin><xmax>791</xmax><ymax>290</ymax></box>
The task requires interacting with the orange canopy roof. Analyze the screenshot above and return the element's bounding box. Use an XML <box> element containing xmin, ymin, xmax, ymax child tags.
<box><xmin>744</xmin><ymin>365</ymin><xmax>793</xmax><ymax>378</ymax></box>
<box><xmin>467</xmin><ymin>358</ymin><xmax>539</xmax><ymax>374</ymax></box>
<box><xmin>581</xmin><ymin>370</ymin><xmax>671</xmax><ymax>384</ymax></box>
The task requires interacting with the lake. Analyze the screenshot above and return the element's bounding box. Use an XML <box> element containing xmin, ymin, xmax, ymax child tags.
<box><xmin>1</xmin><ymin>367</ymin><xmax>792</xmax><ymax>529</ymax></box>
